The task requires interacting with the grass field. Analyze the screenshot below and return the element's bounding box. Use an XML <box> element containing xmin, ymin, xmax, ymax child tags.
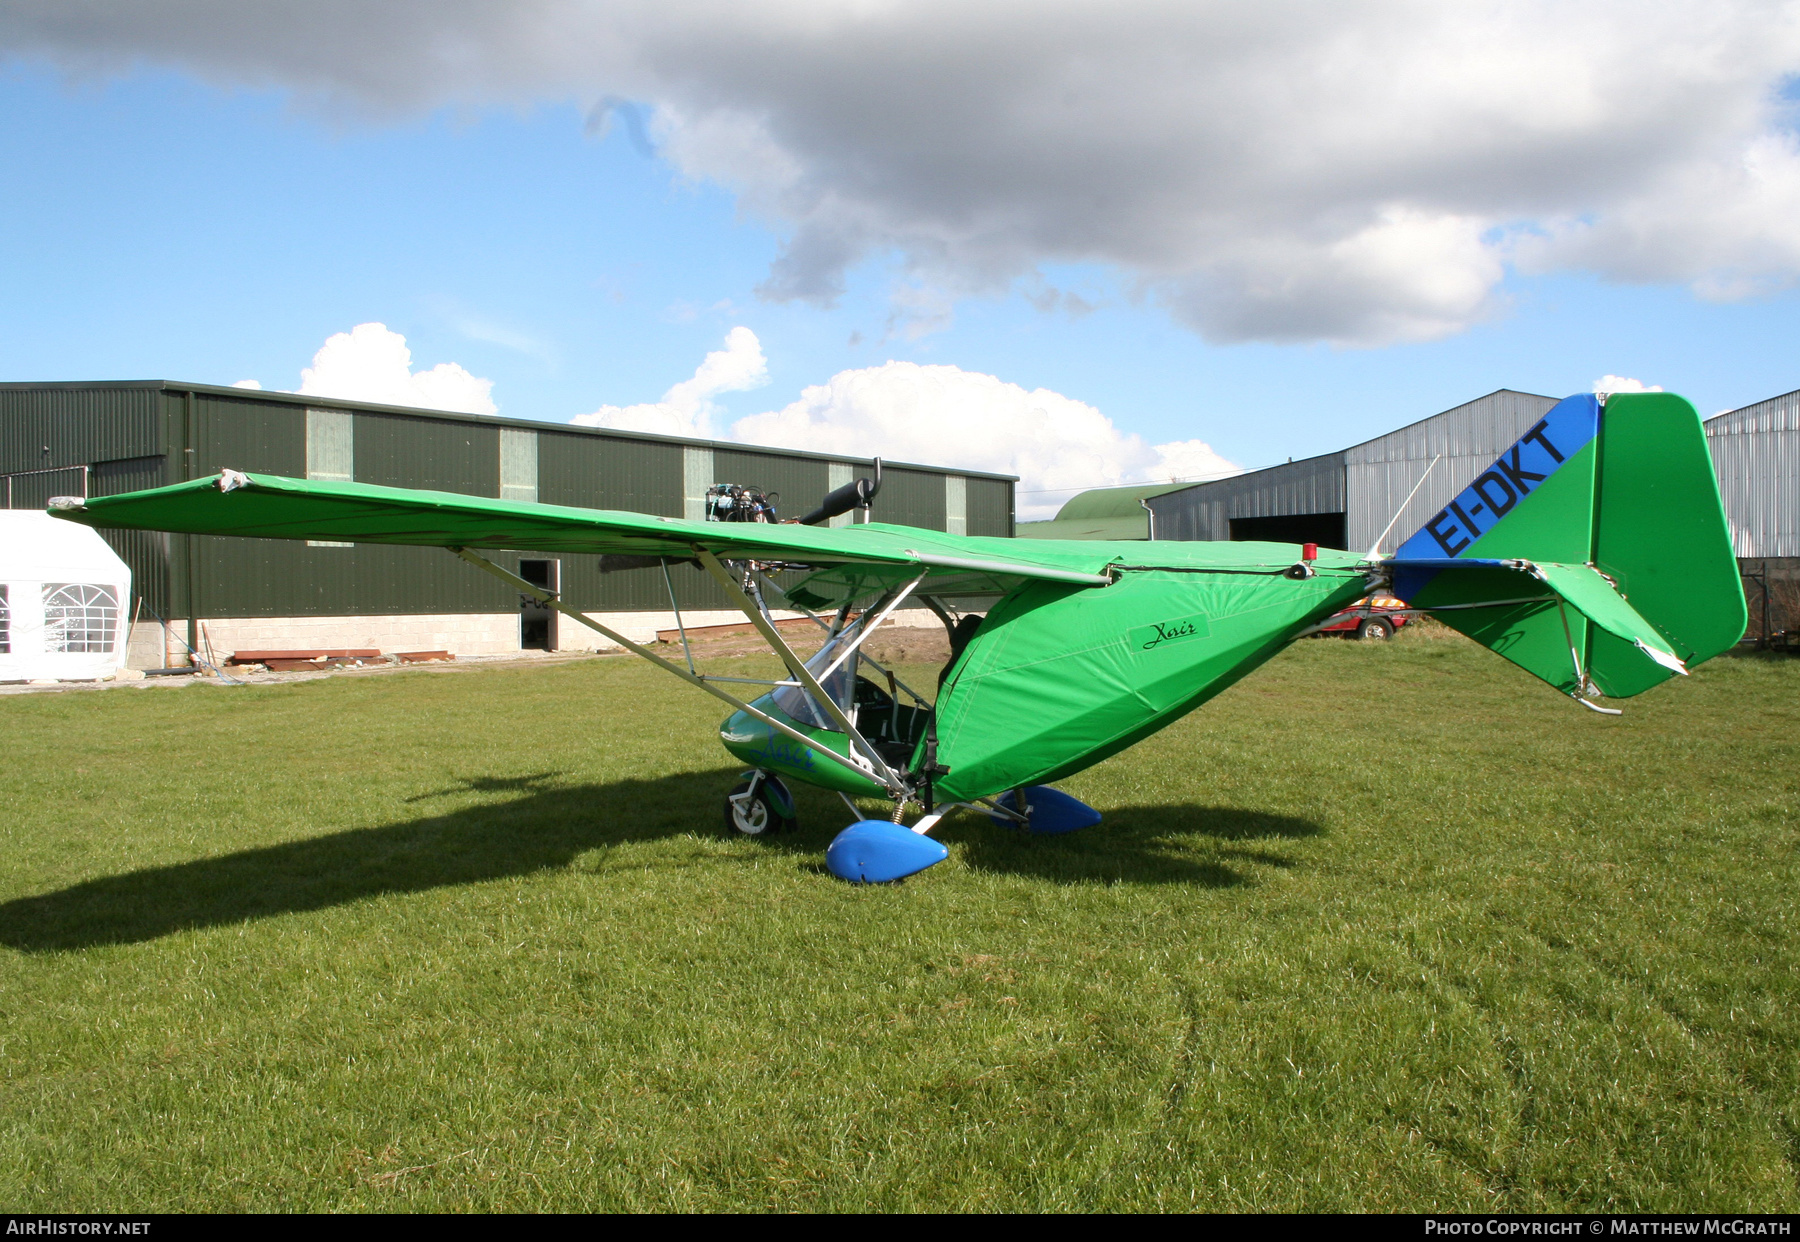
<box><xmin>1</xmin><ymin>628</ymin><xmax>1796</xmax><ymax>1212</ymax></box>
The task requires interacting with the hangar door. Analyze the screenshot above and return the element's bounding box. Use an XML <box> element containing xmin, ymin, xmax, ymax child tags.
<box><xmin>1227</xmin><ymin>513</ymin><xmax>1347</xmax><ymax>549</ymax></box>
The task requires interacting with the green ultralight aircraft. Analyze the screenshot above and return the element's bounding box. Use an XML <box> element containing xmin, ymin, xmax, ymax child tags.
<box><xmin>49</xmin><ymin>391</ymin><xmax>1745</xmax><ymax>882</ymax></box>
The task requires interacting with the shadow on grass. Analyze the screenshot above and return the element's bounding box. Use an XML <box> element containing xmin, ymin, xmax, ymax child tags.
<box><xmin>0</xmin><ymin>778</ymin><xmax>1325</xmax><ymax>952</ymax></box>
<box><xmin>0</xmin><ymin>768</ymin><xmax>756</xmax><ymax>953</ymax></box>
<box><xmin>404</xmin><ymin>771</ymin><xmax>566</xmax><ymax>802</ymax></box>
<box><xmin>948</xmin><ymin>802</ymin><xmax>1323</xmax><ymax>887</ymax></box>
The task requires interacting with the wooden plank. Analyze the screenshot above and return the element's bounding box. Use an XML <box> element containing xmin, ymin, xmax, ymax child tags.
<box><xmin>653</xmin><ymin>617</ymin><xmax>822</xmax><ymax>644</ymax></box>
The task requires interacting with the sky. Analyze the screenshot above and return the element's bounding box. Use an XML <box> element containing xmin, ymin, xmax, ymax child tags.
<box><xmin>2</xmin><ymin>3</ymin><xmax>1798</xmax><ymax>518</ymax></box>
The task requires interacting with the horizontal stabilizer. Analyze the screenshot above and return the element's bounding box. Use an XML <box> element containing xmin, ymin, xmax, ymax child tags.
<box><xmin>1529</xmin><ymin>562</ymin><xmax>1686</xmax><ymax>676</ymax></box>
<box><xmin>1390</xmin><ymin>558</ymin><xmax>1685</xmax><ymax>697</ymax></box>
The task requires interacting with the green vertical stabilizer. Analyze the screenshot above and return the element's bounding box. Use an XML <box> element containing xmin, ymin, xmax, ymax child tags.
<box><xmin>1587</xmin><ymin>392</ymin><xmax>1746</xmax><ymax>695</ymax></box>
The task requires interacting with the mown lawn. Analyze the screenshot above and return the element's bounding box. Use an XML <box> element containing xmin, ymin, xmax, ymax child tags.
<box><xmin>0</xmin><ymin>628</ymin><xmax>1795</xmax><ymax>1212</ymax></box>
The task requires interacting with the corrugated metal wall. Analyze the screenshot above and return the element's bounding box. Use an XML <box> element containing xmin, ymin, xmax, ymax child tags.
<box><xmin>0</xmin><ymin>386</ymin><xmax>171</xmax><ymax>620</ymax></box>
<box><xmin>966</xmin><ymin>476</ymin><xmax>1013</xmax><ymax>537</ymax></box>
<box><xmin>876</xmin><ymin>467</ymin><xmax>949</xmax><ymax>532</ymax></box>
<box><xmin>1144</xmin><ymin>452</ymin><xmax>1346</xmax><ymax>542</ymax></box>
<box><xmin>1345</xmin><ymin>390</ymin><xmax>1559</xmax><ymax>555</ymax></box>
<box><xmin>173</xmin><ymin>391</ymin><xmax>507</xmax><ymax>619</ymax></box>
<box><xmin>92</xmin><ymin>456</ymin><xmax>171</xmax><ymax>618</ymax></box>
<box><xmin>2</xmin><ymin>383</ymin><xmax>1015</xmax><ymax>627</ymax></box>
<box><xmin>1707</xmin><ymin>388</ymin><xmax>1800</xmax><ymax>558</ymax></box>
<box><xmin>1142</xmin><ymin>389</ymin><xmax>1561</xmax><ymax>551</ymax></box>
<box><xmin>0</xmin><ymin>385</ymin><xmax>161</xmax><ymax>474</ymax></box>
<box><xmin>538</xmin><ymin>427</ymin><xmax>682</xmax><ymax>515</ymax></box>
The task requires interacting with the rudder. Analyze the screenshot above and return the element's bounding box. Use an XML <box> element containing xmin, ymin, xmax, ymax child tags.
<box><xmin>1586</xmin><ymin>391</ymin><xmax>1745</xmax><ymax>695</ymax></box>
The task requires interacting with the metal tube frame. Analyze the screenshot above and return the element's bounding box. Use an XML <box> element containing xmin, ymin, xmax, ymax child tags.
<box><xmin>751</xmin><ymin>571</ymin><xmax>934</xmax><ymax>710</ymax></box>
<box><xmin>1551</xmin><ymin>594</ymin><xmax>1596</xmax><ymax>697</ymax></box>
<box><xmin>702</xmin><ymin>675</ymin><xmax>802</xmax><ymax>688</ymax></box>
<box><xmin>695</xmin><ymin>548</ymin><xmax>904</xmax><ymax>789</ymax></box>
<box><xmin>2</xmin><ymin>463</ymin><xmax>90</xmax><ymax>510</ymax></box>
<box><xmin>660</xmin><ymin>558</ymin><xmax>697</xmax><ymax>675</ymax></box>
<box><xmin>452</xmin><ymin>546</ymin><xmax>904</xmax><ymax>795</ymax></box>
<box><xmin>816</xmin><ymin>572</ymin><xmax>926</xmax><ymax>686</ymax></box>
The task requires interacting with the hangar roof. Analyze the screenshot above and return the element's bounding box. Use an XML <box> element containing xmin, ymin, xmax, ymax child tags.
<box><xmin>1015</xmin><ymin>481</ymin><xmax>1195</xmax><ymax>540</ymax></box>
<box><xmin>0</xmin><ymin>380</ymin><xmax>1017</xmax><ymax>481</ymax></box>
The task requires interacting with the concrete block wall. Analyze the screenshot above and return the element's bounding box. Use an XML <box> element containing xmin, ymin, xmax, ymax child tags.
<box><xmin>126</xmin><ymin>608</ymin><xmax>945</xmax><ymax>667</ymax></box>
<box><xmin>569</xmin><ymin>606</ymin><xmax>942</xmax><ymax>649</ymax></box>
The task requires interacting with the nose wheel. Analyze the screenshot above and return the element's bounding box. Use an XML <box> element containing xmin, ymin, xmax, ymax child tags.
<box><xmin>725</xmin><ymin>770</ymin><xmax>798</xmax><ymax>836</ymax></box>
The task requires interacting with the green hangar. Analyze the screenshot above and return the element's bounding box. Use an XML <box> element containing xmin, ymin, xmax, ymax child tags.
<box><xmin>1</xmin><ymin>381</ymin><xmax>1015</xmax><ymax>668</ymax></box>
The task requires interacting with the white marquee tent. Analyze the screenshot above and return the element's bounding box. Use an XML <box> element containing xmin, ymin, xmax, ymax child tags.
<box><xmin>0</xmin><ymin>512</ymin><xmax>132</xmax><ymax>682</ymax></box>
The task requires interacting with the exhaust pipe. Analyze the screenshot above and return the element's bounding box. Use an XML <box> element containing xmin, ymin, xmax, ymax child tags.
<box><xmin>798</xmin><ymin>458</ymin><xmax>882</xmax><ymax>526</ymax></box>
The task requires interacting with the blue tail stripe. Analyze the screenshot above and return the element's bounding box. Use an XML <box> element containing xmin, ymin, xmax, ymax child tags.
<box><xmin>1394</xmin><ymin>394</ymin><xmax>1599</xmax><ymax>565</ymax></box>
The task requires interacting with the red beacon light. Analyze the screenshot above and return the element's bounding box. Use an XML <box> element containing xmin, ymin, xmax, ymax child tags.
<box><xmin>1302</xmin><ymin>542</ymin><xmax>1318</xmax><ymax>562</ymax></box>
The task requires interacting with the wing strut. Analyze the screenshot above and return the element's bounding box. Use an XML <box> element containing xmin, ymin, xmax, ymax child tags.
<box><xmin>450</xmin><ymin>546</ymin><xmax>906</xmax><ymax>796</ymax></box>
<box><xmin>815</xmin><ymin>571</ymin><xmax>924</xmax><ymax>687</ymax></box>
<box><xmin>749</xmin><ymin>567</ymin><xmax>934</xmax><ymax>712</ymax></box>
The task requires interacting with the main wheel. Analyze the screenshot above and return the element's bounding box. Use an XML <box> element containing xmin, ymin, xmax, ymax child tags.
<box><xmin>1356</xmin><ymin>617</ymin><xmax>1394</xmax><ymax>641</ymax></box>
<box><xmin>724</xmin><ymin>774</ymin><xmax>797</xmax><ymax>836</ymax></box>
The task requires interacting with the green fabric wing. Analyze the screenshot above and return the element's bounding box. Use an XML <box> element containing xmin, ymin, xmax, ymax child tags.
<box><xmin>49</xmin><ymin>470</ymin><xmax>1122</xmax><ymax>595</ymax></box>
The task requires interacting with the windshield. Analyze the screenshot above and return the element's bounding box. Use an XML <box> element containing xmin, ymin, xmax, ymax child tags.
<box><xmin>771</xmin><ymin>633</ymin><xmax>857</xmax><ymax>731</ymax></box>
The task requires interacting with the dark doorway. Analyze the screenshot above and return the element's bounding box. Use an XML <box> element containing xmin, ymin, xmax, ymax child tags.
<box><xmin>1227</xmin><ymin>512</ymin><xmax>1347</xmax><ymax>549</ymax></box>
<box><xmin>518</xmin><ymin>559</ymin><xmax>558</xmax><ymax>650</ymax></box>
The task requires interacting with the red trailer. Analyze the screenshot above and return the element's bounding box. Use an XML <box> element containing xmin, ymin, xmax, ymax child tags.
<box><xmin>1314</xmin><ymin>594</ymin><xmax>1411</xmax><ymax>640</ymax></box>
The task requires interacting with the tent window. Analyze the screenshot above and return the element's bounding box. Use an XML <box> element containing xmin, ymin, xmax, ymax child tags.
<box><xmin>43</xmin><ymin>583</ymin><xmax>118</xmax><ymax>654</ymax></box>
<box><xmin>0</xmin><ymin>585</ymin><xmax>8</xmax><ymax>654</ymax></box>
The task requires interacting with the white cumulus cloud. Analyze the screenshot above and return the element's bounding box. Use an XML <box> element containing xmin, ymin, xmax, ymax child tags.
<box><xmin>11</xmin><ymin>2</ymin><xmax>1799</xmax><ymax>345</ymax></box>
<box><xmin>730</xmin><ymin>360</ymin><xmax>1236</xmax><ymax>521</ymax></box>
<box><xmin>234</xmin><ymin>325</ymin><xmax>498</xmax><ymax>411</ymax></box>
<box><xmin>572</xmin><ymin>325</ymin><xmax>768</xmax><ymax>437</ymax></box>
<box><xmin>297</xmin><ymin>322</ymin><xmax>497</xmax><ymax>415</ymax></box>
<box><xmin>572</xmin><ymin>333</ymin><xmax>1236</xmax><ymax>518</ymax></box>
<box><xmin>1593</xmin><ymin>375</ymin><xmax>1663</xmax><ymax>394</ymax></box>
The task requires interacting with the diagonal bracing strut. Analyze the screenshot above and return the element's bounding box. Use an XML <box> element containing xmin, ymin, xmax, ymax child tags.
<box><xmin>449</xmin><ymin>546</ymin><xmax>907</xmax><ymax>796</ymax></box>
